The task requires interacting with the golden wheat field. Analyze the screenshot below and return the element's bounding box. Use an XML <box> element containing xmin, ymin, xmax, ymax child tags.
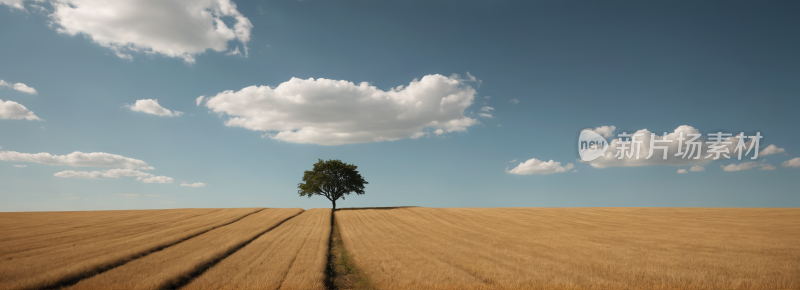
<box><xmin>66</xmin><ymin>208</ymin><xmax>302</xmax><ymax>290</ymax></box>
<box><xmin>1</xmin><ymin>207</ymin><xmax>798</xmax><ymax>290</ymax></box>
<box><xmin>0</xmin><ymin>208</ymin><xmax>262</xmax><ymax>290</ymax></box>
<box><xmin>183</xmin><ymin>208</ymin><xmax>332</xmax><ymax>290</ymax></box>
<box><xmin>335</xmin><ymin>207</ymin><xmax>800</xmax><ymax>290</ymax></box>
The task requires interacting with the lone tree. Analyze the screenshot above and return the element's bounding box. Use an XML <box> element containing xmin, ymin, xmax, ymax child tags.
<box><xmin>298</xmin><ymin>159</ymin><xmax>368</xmax><ymax>211</ymax></box>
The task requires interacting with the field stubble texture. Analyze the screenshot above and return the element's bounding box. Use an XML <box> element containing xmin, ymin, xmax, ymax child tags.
<box><xmin>0</xmin><ymin>208</ymin><xmax>262</xmax><ymax>290</ymax></box>
<box><xmin>182</xmin><ymin>208</ymin><xmax>332</xmax><ymax>290</ymax></box>
<box><xmin>335</xmin><ymin>207</ymin><xmax>800</xmax><ymax>290</ymax></box>
<box><xmin>64</xmin><ymin>208</ymin><xmax>303</xmax><ymax>290</ymax></box>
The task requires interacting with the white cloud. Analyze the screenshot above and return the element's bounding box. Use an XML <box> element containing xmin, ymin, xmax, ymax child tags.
<box><xmin>225</xmin><ymin>46</ymin><xmax>241</xmax><ymax>56</ymax></box>
<box><xmin>690</xmin><ymin>165</ymin><xmax>705</xmax><ymax>172</ymax></box>
<box><xmin>760</xmin><ymin>164</ymin><xmax>776</xmax><ymax>171</ymax></box>
<box><xmin>196</xmin><ymin>95</ymin><xmax>206</xmax><ymax>106</ymax></box>
<box><xmin>506</xmin><ymin>158</ymin><xmax>574</xmax><ymax>175</ymax></box>
<box><xmin>0</xmin><ymin>150</ymin><xmax>153</xmax><ymax>169</ymax></box>
<box><xmin>180</xmin><ymin>182</ymin><xmax>206</xmax><ymax>187</ymax></box>
<box><xmin>0</xmin><ymin>0</ymin><xmax>24</xmax><ymax>10</ymax></box>
<box><xmin>464</xmin><ymin>72</ymin><xmax>482</xmax><ymax>87</ymax></box>
<box><xmin>61</xmin><ymin>193</ymin><xmax>79</xmax><ymax>200</ymax></box>
<box><xmin>0</xmin><ymin>80</ymin><xmax>37</xmax><ymax>95</ymax></box>
<box><xmin>582</xmin><ymin>125</ymin><xmax>616</xmax><ymax>139</ymax></box>
<box><xmin>509</xmin><ymin>99</ymin><xmax>519</xmax><ymax>104</ymax></box>
<box><xmin>48</xmin><ymin>0</ymin><xmax>252</xmax><ymax>64</ymax></box>
<box><xmin>204</xmin><ymin>74</ymin><xmax>480</xmax><ymax>145</ymax></box>
<box><xmin>13</xmin><ymin>164</ymin><xmax>26</xmax><ymax>168</ymax></box>
<box><xmin>54</xmin><ymin>168</ymin><xmax>152</xmax><ymax>179</ymax></box>
<box><xmin>721</xmin><ymin>161</ymin><xmax>771</xmax><ymax>172</ymax></box>
<box><xmin>0</xmin><ymin>99</ymin><xmax>42</xmax><ymax>120</ymax></box>
<box><xmin>479</xmin><ymin>106</ymin><xmax>494</xmax><ymax>118</ymax></box>
<box><xmin>677</xmin><ymin>169</ymin><xmax>688</xmax><ymax>174</ymax></box>
<box><xmin>585</xmin><ymin>125</ymin><xmax>754</xmax><ymax>169</ymax></box>
<box><xmin>127</xmin><ymin>99</ymin><xmax>183</xmax><ymax>117</ymax></box>
<box><xmin>29</xmin><ymin>3</ymin><xmax>47</xmax><ymax>13</ymax></box>
<box><xmin>507</xmin><ymin>159</ymin><xmax>517</xmax><ymax>163</ymax></box>
<box><xmin>782</xmin><ymin>157</ymin><xmax>800</xmax><ymax>168</ymax></box>
<box><xmin>759</xmin><ymin>144</ymin><xmax>786</xmax><ymax>156</ymax></box>
<box><xmin>116</xmin><ymin>193</ymin><xmax>140</xmax><ymax>197</ymax></box>
<box><xmin>55</xmin><ymin>168</ymin><xmax>174</xmax><ymax>184</ymax></box>
<box><xmin>137</xmin><ymin>175</ymin><xmax>174</xmax><ymax>183</ymax></box>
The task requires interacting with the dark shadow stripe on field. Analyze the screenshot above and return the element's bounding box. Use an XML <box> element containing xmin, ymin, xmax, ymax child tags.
<box><xmin>41</xmin><ymin>208</ymin><xmax>267</xmax><ymax>290</ymax></box>
<box><xmin>166</xmin><ymin>210</ymin><xmax>305</xmax><ymax>290</ymax></box>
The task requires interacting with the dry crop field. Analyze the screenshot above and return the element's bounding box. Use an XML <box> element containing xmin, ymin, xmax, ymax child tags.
<box><xmin>183</xmin><ymin>208</ymin><xmax>331</xmax><ymax>290</ymax></box>
<box><xmin>336</xmin><ymin>207</ymin><xmax>800</xmax><ymax>290</ymax></box>
<box><xmin>0</xmin><ymin>208</ymin><xmax>264</xmax><ymax>290</ymax></box>
<box><xmin>1</xmin><ymin>207</ymin><xmax>799</xmax><ymax>290</ymax></box>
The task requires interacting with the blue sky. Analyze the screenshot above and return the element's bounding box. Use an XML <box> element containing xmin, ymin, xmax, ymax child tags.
<box><xmin>1</xmin><ymin>0</ymin><xmax>798</xmax><ymax>211</ymax></box>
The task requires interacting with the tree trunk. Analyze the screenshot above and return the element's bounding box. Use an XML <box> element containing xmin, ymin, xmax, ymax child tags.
<box><xmin>332</xmin><ymin>199</ymin><xmax>336</xmax><ymax>211</ymax></box>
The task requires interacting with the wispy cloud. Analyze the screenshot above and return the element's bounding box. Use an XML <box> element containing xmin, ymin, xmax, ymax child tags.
<box><xmin>180</xmin><ymin>182</ymin><xmax>206</xmax><ymax>188</ymax></box>
<box><xmin>1</xmin><ymin>150</ymin><xmax>152</xmax><ymax>169</ymax></box>
<box><xmin>782</xmin><ymin>158</ymin><xmax>800</xmax><ymax>168</ymax></box>
<box><xmin>760</xmin><ymin>144</ymin><xmax>786</xmax><ymax>156</ymax></box>
<box><xmin>0</xmin><ymin>79</ymin><xmax>37</xmax><ymax>95</ymax></box>
<box><xmin>126</xmin><ymin>99</ymin><xmax>183</xmax><ymax>117</ymax></box>
<box><xmin>506</xmin><ymin>158</ymin><xmax>574</xmax><ymax>175</ymax></box>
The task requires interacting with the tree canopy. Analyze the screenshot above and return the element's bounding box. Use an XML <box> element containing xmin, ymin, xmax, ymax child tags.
<box><xmin>297</xmin><ymin>159</ymin><xmax>368</xmax><ymax>210</ymax></box>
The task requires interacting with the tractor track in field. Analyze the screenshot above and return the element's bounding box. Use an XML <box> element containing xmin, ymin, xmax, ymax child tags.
<box><xmin>165</xmin><ymin>210</ymin><xmax>304</xmax><ymax>290</ymax></box>
<box><xmin>42</xmin><ymin>209</ymin><xmax>269</xmax><ymax>290</ymax></box>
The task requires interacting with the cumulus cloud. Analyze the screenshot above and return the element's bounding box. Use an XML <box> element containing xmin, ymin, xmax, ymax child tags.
<box><xmin>782</xmin><ymin>157</ymin><xmax>800</xmax><ymax>168</ymax></box>
<box><xmin>204</xmin><ymin>74</ymin><xmax>480</xmax><ymax>145</ymax></box>
<box><xmin>677</xmin><ymin>169</ymin><xmax>688</xmax><ymax>174</ymax></box>
<box><xmin>0</xmin><ymin>99</ymin><xmax>41</xmax><ymax>120</ymax></box>
<box><xmin>0</xmin><ymin>80</ymin><xmax>37</xmax><ymax>95</ymax></box>
<box><xmin>506</xmin><ymin>158</ymin><xmax>574</xmax><ymax>175</ymax></box>
<box><xmin>690</xmin><ymin>165</ymin><xmax>705</xmax><ymax>172</ymax></box>
<box><xmin>583</xmin><ymin>125</ymin><xmax>616</xmax><ymax>138</ymax></box>
<box><xmin>13</xmin><ymin>164</ymin><xmax>26</xmax><ymax>168</ymax></box>
<box><xmin>196</xmin><ymin>96</ymin><xmax>206</xmax><ymax>106</ymax></box>
<box><xmin>0</xmin><ymin>150</ymin><xmax>153</xmax><ymax>169</ymax></box>
<box><xmin>127</xmin><ymin>99</ymin><xmax>183</xmax><ymax>117</ymax></box>
<box><xmin>721</xmin><ymin>161</ymin><xmax>773</xmax><ymax>172</ymax></box>
<box><xmin>180</xmin><ymin>182</ymin><xmax>206</xmax><ymax>187</ymax></box>
<box><xmin>759</xmin><ymin>144</ymin><xmax>786</xmax><ymax>156</ymax></box>
<box><xmin>586</xmin><ymin>125</ymin><xmax>757</xmax><ymax>169</ymax></box>
<box><xmin>47</xmin><ymin>0</ymin><xmax>252</xmax><ymax>64</ymax></box>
